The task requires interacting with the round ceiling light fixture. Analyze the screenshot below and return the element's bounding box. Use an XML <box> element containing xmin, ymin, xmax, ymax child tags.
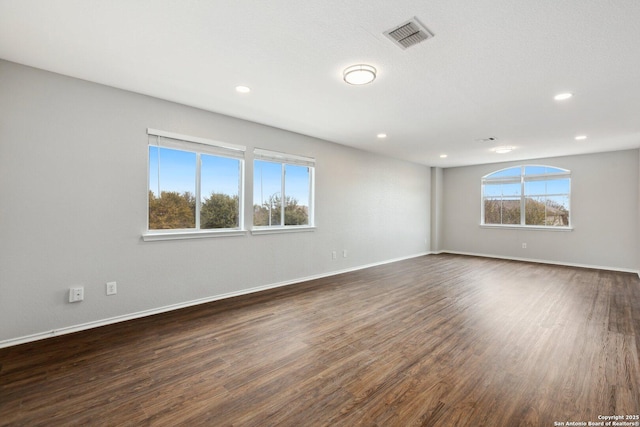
<box><xmin>235</xmin><ymin>85</ymin><xmax>251</xmax><ymax>93</ymax></box>
<box><xmin>343</xmin><ymin>64</ymin><xmax>377</xmax><ymax>85</ymax></box>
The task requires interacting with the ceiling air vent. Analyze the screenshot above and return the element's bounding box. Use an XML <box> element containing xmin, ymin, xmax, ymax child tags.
<box><xmin>476</xmin><ymin>137</ymin><xmax>497</xmax><ymax>143</ymax></box>
<box><xmin>384</xmin><ymin>17</ymin><xmax>434</xmax><ymax>50</ymax></box>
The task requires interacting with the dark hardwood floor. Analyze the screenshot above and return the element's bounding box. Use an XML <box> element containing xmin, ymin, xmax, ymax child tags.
<box><xmin>1</xmin><ymin>254</ymin><xmax>639</xmax><ymax>426</ymax></box>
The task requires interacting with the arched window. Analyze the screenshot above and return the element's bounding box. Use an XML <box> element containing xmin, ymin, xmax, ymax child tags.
<box><xmin>481</xmin><ymin>165</ymin><xmax>571</xmax><ymax>228</ymax></box>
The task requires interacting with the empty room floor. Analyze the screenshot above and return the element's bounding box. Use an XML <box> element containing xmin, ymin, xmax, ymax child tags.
<box><xmin>1</xmin><ymin>254</ymin><xmax>639</xmax><ymax>426</ymax></box>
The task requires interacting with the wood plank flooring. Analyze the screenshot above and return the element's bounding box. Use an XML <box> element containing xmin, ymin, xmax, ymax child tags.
<box><xmin>1</xmin><ymin>254</ymin><xmax>639</xmax><ymax>426</ymax></box>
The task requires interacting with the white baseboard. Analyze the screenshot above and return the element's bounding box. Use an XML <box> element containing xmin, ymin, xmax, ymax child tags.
<box><xmin>0</xmin><ymin>252</ymin><xmax>429</xmax><ymax>349</ymax></box>
<box><xmin>439</xmin><ymin>250</ymin><xmax>640</xmax><ymax>277</ymax></box>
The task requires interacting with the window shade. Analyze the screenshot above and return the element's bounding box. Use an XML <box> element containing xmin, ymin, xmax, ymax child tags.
<box><xmin>147</xmin><ymin>128</ymin><xmax>245</xmax><ymax>159</ymax></box>
<box><xmin>253</xmin><ymin>148</ymin><xmax>315</xmax><ymax>167</ymax></box>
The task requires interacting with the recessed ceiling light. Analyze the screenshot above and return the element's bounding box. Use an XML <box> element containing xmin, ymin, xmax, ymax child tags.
<box><xmin>440</xmin><ymin>154</ymin><xmax>448</xmax><ymax>158</ymax></box>
<box><xmin>377</xmin><ymin>133</ymin><xmax>387</xmax><ymax>139</ymax></box>
<box><xmin>343</xmin><ymin>64</ymin><xmax>377</xmax><ymax>85</ymax></box>
<box><xmin>235</xmin><ymin>85</ymin><xmax>251</xmax><ymax>93</ymax></box>
<box><xmin>575</xmin><ymin>135</ymin><xmax>587</xmax><ymax>140</ymax></box>
<box><xmin>554</xmin><ymin>92</ymin><xmax>573</xmax><ymax>101</ymax></box>
<box><xmin>494</xmin><ymin>146</ymin><xmax>514</xmax><ymax>154</ymax></box>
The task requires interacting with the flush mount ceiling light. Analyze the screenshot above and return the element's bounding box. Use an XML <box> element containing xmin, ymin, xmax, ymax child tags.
<box><xmin>343</xmin><ymin>64</ymin><xmax>376</xmax><ymax>85</ymax></box>
<box><xmin>554</xmin><ymin>92</ymin><xmax>573</xmax><ymax>101</ymax></box>
<box><xmin>440</xmin><ymin>154</ymin><xmax>448</xmax><ymax>158</ymax></box>
<box><xmin>494</xmin><ymin>146</ymin><xmax>514</xmax><ymax>154</ymax></box>
<box><xmin>377</xmin><ymin>133</ymin><xmax>387</xmax><ymax>139</ymax></box>
<box><xmin>235</xmin><ymin>85</ymin><xmax>251</xmax><ymax>93</ymax></box>
<box><xmin>575</xmin><ymin>135</ymin><xmax>587</xmax><ymax>140</ymax></box>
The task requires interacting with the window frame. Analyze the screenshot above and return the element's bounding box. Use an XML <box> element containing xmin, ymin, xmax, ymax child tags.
<box><xmin>143</xmin><ymin>128</ymin><xmax>247</xmax><ymax>241</ymax></box>
<box><xmin>481</xmin><ymin>165</ymin><xmax>572</xmax><ymax>231</ymax></box>
<box><xmin>251</xmin><ymin>148</ymin><xmax>316</xmax><ymax>235</ymax></box>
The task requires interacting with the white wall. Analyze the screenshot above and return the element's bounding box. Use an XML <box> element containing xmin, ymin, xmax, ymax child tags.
<box><xmin>0</xmin><ymin>60</ymin><xmax>430</xmax><ymax>345</ymax></box>
<box><xmin>442</xmin><ymin>150</ymin><xmax>639</xmax><ymax>272</ymax></box>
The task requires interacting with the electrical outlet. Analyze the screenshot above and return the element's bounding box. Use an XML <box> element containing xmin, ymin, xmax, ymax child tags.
<box><xmin>106</xmin><ymin>281</ymin><xmax>117</xmax><ymax>296</ymax></box>
<box><xmin>69</xmin><ymin>286</ymin><xmax>84</xmax><ymax>303</ymax></box>
<box><xmin>522</xmin><ymin>243</ymin><xmax>527</xmax><ymax>249</ymax></box>
<box><xmin>343</xmin><ymin>249</ymin><xmax>348</xmax><ymax>258</ymax></box>
<box><xmin>332</xmin><ymin>251</ymin><xmax>337</xmax><ymax>260</ymax></box>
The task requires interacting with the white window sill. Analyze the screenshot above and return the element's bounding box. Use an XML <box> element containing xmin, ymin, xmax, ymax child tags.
<box><xmin>142</xmin><ymin>229</ymin><xmax>247</xmax><ymax>241</ymax></box>
<box><xmin>251</xmin><ymin>226</ymin><xmax>316</xmax><ymax>235</ymax></box>
<box><xmin>480</xmin><ymin>224</ymin><xmax>573</xmax><ymax>232</ymax></box>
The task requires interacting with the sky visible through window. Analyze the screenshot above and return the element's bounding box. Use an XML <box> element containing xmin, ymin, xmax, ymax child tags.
<box><xmin>149</xmin><ymin>147</ymin><xmax>239</xmax><ymax>200</ymax></box>
<box><xmin>253</xmin><ymin>160</ymin><xmax>310</xmax><ymax>207</ymax></box>
<box><xmin>149</xmin><ymin>147</ymin><xmax>310</xmax><ymax>205</ymax></box>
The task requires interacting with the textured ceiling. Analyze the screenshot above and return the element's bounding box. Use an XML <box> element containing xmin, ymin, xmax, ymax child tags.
<box><xmin>1</xmin><ymin>0</ymin><xmax>640</xmax><ymax>167</ymax></box>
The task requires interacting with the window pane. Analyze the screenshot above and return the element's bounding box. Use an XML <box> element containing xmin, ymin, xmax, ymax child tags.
<box><xmin>484</xmin><ymin>198</ymin><xmax>502</xmax><ymax>224</ymax></box>
<box><xmin>546</xmin><ymin>178</ymin><xmax>570</xmax><ymax>194</ymax></box>
<box><xmin>525</xmin><ymin>178</ymin><xmax>570</xmax><ymax>195</ymax></box>
<box><xmin>525</xmin><ymin>197</ymin><xmax>570</xmax><ymax>226</ymax></box>
<box><xmin>284</xmin><ymin>164</ymin><xmax>310</xmax><ymax>225</ymax></box>
<box><xmin>501</xmin><ymin>182</ymin><xmax>521</xmax><ymax>197</ymax></box>
<box><xmin>483</xmin><ymin>183</ymin><xmax>502</xmax><ymax>197</ymax></box>
<box><xmin>524</xmin><ymin>180</ymin><xmax>546</xmax><ymax>195</ymax></box>
<box><xmin>253</xmin><ymin>160</ymin><xmax>282</xmax><ymax>226</ymax></box>
<box><xmin>486</xmin><ymin>167</ymin><xmax>521</xmax><ymax>178</ymax></box>
<box><xmin>525</xmin><ymin>197</ymin><xmax>547</xmax><ymax>226</ymax></box>
<box><xmin>524</xmin><ymin>166</ymin><xmax>547</xmax><ymax>176</ymax></box>
<box><xmin>200</xmin><ymin>155</ymin><xmax>240</xmax><ymax>229</ymax></box>
<box><xmin>484</xmin><ymin>198</ymin><xmax>520</xmax><ymax>224</ymax></box>
<box><xmin>483</xmin><ymin>182</ymin><xmax>521</xmax><ymax>197</ymax></box>
<box><xmin>524</xmin><ymin>176</ymin><xmax>569</xmax><ymax>226</ymax></box>
<box><xmin>148</xmin><ymin>146</ymin><xmax>196</xmax><ymax>230</ymax></box>
<box><xmin>546</xmin><ymin>195</ymin><xmax>570</xmax><ymax>226</ymax></box>
<box><xmin>524</xmin><ymin>165</ymin><xmax>566</xmax><ymax>176</ymax></box>
<box><xmin>501</xmin><ymin>199</ymin><xmax>521</xmax><ymax>224</ymax></box>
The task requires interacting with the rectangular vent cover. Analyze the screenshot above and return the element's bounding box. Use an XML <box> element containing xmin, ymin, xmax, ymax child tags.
<box><xmin>384</xmin><ymin>17</ymin><xmax>434</xmax><ymax>50</ymax></box>
<box><xmin>476</xmin><ymin>137</ymin><xmax>497</xmax><ymax>143</ymax></box>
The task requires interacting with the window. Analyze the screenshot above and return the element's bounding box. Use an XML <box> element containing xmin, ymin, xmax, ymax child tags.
<box><xmin>146</xmin><ymin>129</ymin><xmax>245</xmax><ymax>239</ymax></box>
<box><xmin>482</xmin><ymin>165</ymin><xmax>570</xmax><ymax>228</ymax></box>
<box><xmin>253</xmin><ymin>148</ymin><xmax>315</xmax><ymax>230</ymax></box>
